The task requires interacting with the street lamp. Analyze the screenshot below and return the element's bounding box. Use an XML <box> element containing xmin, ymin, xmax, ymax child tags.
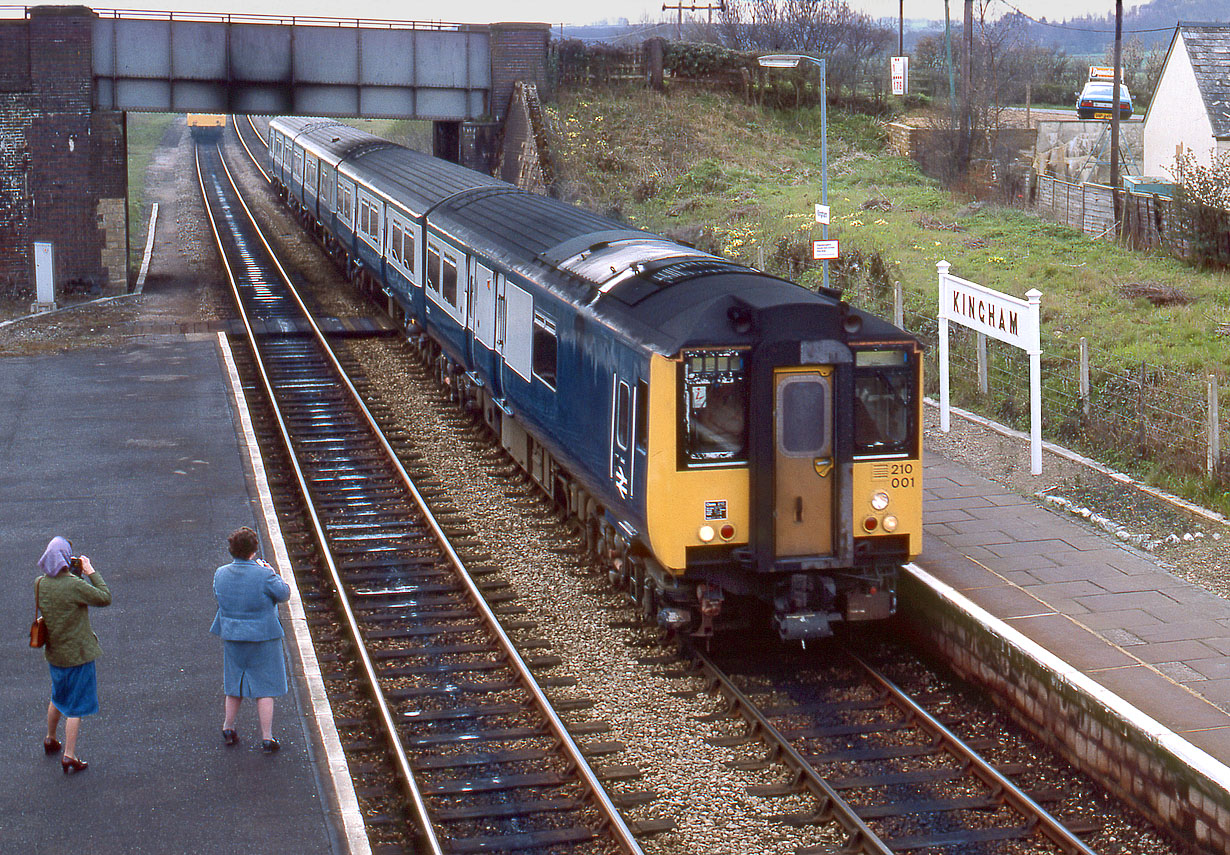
<box><xmin>758</xmin><ymin>53</ymin><xmax>829</xmax><ymax>292</ymax></box>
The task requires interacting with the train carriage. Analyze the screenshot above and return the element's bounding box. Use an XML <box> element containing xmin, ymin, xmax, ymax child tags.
<box><xmin>267</xmin><ymin>115</ymin><xmax>923</xmax><ymax>642</ymax></box>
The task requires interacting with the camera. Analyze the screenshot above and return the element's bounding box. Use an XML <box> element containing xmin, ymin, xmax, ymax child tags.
<box><xmin>68</xmin><ymin>556</ymin><xmax>83</xmax><ymax>575</ymax></box>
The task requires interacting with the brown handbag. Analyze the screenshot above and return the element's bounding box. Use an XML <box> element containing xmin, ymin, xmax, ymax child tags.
<box><xmin>29</xmin><ymin>577</ymin><xmax>46</xmax><ymax>648</ymax></box>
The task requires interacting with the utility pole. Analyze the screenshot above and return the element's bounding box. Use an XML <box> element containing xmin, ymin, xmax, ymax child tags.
<box><xmin>958</xmin><ymin>0</ymin><xmax>973</xmax><ymax>172</ymax></box>
<box><xmin>1110</xmin><ymin>0</ymin><xmax>1123</xmax><ymax>236</ymax></box>
<box><xmin>899</xmin><ymin>0</ymin><xmax>904</xmax><ymax>56</ymax></box>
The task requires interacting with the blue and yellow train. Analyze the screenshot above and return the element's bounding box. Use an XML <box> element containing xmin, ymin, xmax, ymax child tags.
<box><xmin>267</xmin><ymin>115</ymin><xmax>923</xmax><ymax>641</ymax></box>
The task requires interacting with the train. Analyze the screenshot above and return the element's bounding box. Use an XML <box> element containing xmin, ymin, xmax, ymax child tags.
<box><xmin>188</xmin><ymin>113</ymin><xmax>228</xmax><ymax>140</ymax></box>
<box><xmin>266</xmin><ymin>115</ymin><xmax>924</xmax><ymax>642</ymax></box>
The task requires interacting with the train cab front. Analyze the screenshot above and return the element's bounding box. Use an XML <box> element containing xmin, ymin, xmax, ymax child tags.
<box><xmin>747</xmin><ymin>307</ymin><xmax>924</xmax><ymax>642</ymax></box>
<box><xmin>642</xmin><ymin>288</ymin><xmax>922</xmax><ymax>644</ymax></box>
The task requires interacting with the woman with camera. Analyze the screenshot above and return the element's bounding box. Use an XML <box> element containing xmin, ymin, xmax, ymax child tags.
<box><xmin>36</xmin><ymin>536</ymin><xmax>112</xmax><ymax>774</ymax></box>
<box><xmin>210</xmin><ymin>526</ymin><xmax>291</xmax><ymax>753</ymax></box>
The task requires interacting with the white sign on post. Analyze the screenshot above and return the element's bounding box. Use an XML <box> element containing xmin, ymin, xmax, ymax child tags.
<box><xmin>937</xmin><ymin>260</ymin><xmax>1044</xmax><ymax>474</ymax></box>
<box><xmin>891</xmin><ymin>56</ymin><xmax>909</xmax><ymax>96</ymax></box>
<box><xmin>814</xmin><ymin>203</ymin><xmax>830</xmax><ymax>225</ymax></box>
<box><xmin>33</xmin><ymin>242</ymin><xmax>55</xmax><ymax>306</ymax></box>
<box><xmin>811</xmin><ymin>239</ymin><xmax>839</xmax><ymax>260</ymax></box>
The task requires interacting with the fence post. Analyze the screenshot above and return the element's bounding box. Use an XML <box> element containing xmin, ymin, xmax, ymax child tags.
<box><xmin>1079</xmin><ymin>337</ymin><xmax>1090</xmax><ymax>417</ymax></box>
<box><xmin>1210</xmin><ymin>374</ymin><xmax>1221</xmax><ymax>477</ymax></box>
<box><xmin>1136</xmin><ymin>362</ymin><xmax>1146</xmax><ymax>452</ymax></box>
<box><xmin>893</xmin><ymin>280</ymin><xmax>903</xmax><ymax>329</ymax></box>
<box><xmin>757</xmin><ymin>244</ymin><xmax>765</xmax><ymax>272</ymax></box>
<box><xmin>976</xmin><ymin>333</ymin><xmax>988</xmax><ymax>396</ymax></box>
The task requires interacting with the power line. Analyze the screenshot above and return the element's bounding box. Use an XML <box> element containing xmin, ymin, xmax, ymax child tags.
<box><xmin>996</xmin><ymin>1</ymin><xmax>1177</xmax><ymax>35</ymax></box>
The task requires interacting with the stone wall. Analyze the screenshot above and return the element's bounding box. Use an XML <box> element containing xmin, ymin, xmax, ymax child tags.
<box><xmin>902</xmin><ymin>570</ymin><xmax>1230</xmax><ymax>854</ymax></box>
<box><xmin>497</xmin><ymin>81</ymin><xmax>555</xmax><ymax>196</ymax></box>
<box><xmin>0</xmin><ymin>6</ymin><xmax>128</xmax><ymax>299</ymax></box>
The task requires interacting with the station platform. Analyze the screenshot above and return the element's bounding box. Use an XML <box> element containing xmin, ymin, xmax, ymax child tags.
<box><xmin>916</xmin><ymin>450</ymin><xmax>1230</xmax><ymax>761</ymax></box>
<box><xmin>0</xmin><ymin>339</ymin><xmax>345</xmax><ymax>854</ymax></box>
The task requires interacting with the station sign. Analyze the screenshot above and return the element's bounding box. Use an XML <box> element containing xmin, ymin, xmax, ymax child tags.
<box><xmin>936</xmin><ymin>260</ymin><xmax>1043</xmax><ymax>474</ymax></box>
<box><xmin>812</xmin><ymin>239</ymin><xmax>839</xmax><ymax>260</ymax></box>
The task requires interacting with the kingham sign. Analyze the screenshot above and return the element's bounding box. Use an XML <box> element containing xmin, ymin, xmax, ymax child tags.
<box><xmin>937</xmin><ymin>261</ymin><xmax>1044</xmax><ymax>474</ymax></box>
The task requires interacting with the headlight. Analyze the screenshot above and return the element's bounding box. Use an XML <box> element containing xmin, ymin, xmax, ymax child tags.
<box><xmin>883</xmin><ymin>515</ymin><xmax>899</xmax><ymax>532</ymax></box>
<box><xmin>871</xmin><ymin>491</ymin><xmax>890</xmax><ymax>511</ymax></box>
<box><xmin>698</xmin><ymin>525</ymin><xmax>716</xmax><ymax>543</ymax></box>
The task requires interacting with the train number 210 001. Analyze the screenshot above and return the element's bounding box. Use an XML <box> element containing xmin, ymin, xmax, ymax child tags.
<box><xmin>890</xmin><ymin>462</ymin><xmax>915</xmax><ymax>489</ymax></box>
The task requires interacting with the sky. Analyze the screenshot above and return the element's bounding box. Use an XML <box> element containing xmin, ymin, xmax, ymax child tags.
<box><xmin>28</xmin><ymin>0</ymin><xmax>1121</xmax><ymax>28</ymax></box>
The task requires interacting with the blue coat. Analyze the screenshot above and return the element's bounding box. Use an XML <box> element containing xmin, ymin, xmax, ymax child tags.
<box><xmin>209</xmin><ymin>558</ymin><xmax>291</xmax><ymax>642</ymax></box>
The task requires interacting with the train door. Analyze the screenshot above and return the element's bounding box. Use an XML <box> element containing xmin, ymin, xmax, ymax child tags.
<box><xmin>609</xmin><ymin>375</ymin><xmax>635</xmax><ymax>500</ymax></box>
<box><xmin>469</xmin><ymin>261</ymin><xmax>498</xmax><ymax>381</ymax></box>
<box><xmin>773</xmin><ymin>366</ymin><xmax>834</xmax><ymax>556</ymax></box>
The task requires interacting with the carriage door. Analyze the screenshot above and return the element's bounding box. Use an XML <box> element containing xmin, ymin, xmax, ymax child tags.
<box><xmin>773</xmin><ymin>367</ymin><xmax>834</xmax><ymax>556</ymax></box>
<box><xmin>470</xmin><ymin>262</ymin><xmax>496</xmax><ymax>359</ymax></box>
<box><xmin>609</xmin><ymin>376</ymin><xmax>634</xmax><ymax>500</ymax></box>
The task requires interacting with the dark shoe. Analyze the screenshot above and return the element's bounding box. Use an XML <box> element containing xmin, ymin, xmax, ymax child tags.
<box><xmin>43</xmin><ymin>737</ymin><xmax>61</xmax><ymax>755</ymax></box>
<box><xmin>221</xmin><ymin>729</ymin><xmax>238</xmax><ymax>746</ymax></box>
<box><xmin>61</xmin><ymin>755</ymin><xmax>88</xmax><ymax>774</ymax></box>
<box><xmin>261</xmin><ymin>738</ymin><xmax>279</xmax><ymax>754</ymax></box>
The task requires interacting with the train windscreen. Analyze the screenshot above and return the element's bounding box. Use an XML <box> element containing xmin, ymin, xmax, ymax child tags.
<box><xmin>852</xmin><ymin>349</ymin><xmax>916</xmax><ymax>458</ymax></box>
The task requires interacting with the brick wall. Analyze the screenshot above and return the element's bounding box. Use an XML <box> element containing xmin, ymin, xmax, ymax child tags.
<box><xmin>489</xmin><ymin>23</ymin><xmax>551</xmax><ymax>120</ymax></box>
<box><xmin>0</xmin><ymin>7</ymin><xmax>128</xmax><ymax>300</ymax></box>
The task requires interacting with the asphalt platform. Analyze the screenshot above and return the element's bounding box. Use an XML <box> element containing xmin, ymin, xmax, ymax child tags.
<box><xmin>0</xmin><ymin>338</ymin><xmax>339</xmax><ymax>855</ymax></box>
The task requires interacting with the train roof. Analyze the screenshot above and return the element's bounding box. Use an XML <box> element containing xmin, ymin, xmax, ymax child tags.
<box><xmin>270</xmin><ymin>117</ymin><xmax>392</xmax><ymax>168</ymax></box>
<box><xmin>425</xmin><ymin>185</ymin><xmax>902</xmax><ymax>354</ymax></box>
<box><xmin>344</xmin><ymin>146</ymin><xmax>505</xmax><ymax>218</ymax></box>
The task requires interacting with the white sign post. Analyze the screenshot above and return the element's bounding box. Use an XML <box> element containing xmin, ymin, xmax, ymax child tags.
<box><xmin>937</xmin><ymin>260</ymin><xmax>1043</xmax><ymax>475</ymax></box>
<box><xmin>891</xmin><ymin>56</ymin><xmax>909</xmax><ymax>95</ymax></box>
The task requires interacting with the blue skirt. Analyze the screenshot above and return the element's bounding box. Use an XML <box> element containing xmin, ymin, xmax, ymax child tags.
<box><xmin>49</xmin><ymin>661</ymin><xmax>99</xmax><ymax>718</ymax></box>
<box><xmin>222</xmin><ymin>638</ymin><xmax>288</xmax><ymax>698</ymax></box>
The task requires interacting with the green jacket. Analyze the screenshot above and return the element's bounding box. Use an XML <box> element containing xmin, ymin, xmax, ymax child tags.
<box><xmin>37</xmin><ymin>571</ymin><xmax>111</xmax><ymax>668</ymax></box>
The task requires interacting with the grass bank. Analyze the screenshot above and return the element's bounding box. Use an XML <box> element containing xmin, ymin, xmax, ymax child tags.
<box><xmin>126</xmin><ymin>112</ymin><xmax>176</xmax><ymax>272</ymax></box>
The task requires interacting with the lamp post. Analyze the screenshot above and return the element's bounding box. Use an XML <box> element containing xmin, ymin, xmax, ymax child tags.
<box><xmin>758</xmin><ymin>53</ymin><xmax>829</xmax><ymax>292</ymax></box>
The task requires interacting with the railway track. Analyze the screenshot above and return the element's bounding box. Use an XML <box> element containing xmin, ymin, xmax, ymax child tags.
<box><xmin>684</xmin><ymin>637</ymin><xmax>1102</xmax><ymax>854</ymax></box>
<box><xmin>220</xmin><ymin>113</ymin><xmax>1177</xmax><ymax>855</ymax></box>
<box><xmin>194</xmin><ymin>138</ymin><xmax>656</xmax><ymax>854</ymax></box>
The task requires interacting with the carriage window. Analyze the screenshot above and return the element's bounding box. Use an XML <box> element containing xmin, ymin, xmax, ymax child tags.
<box><xmin>682</xmin><ymin>349</ymin><xmax>747</xmax><ymax>465</ymax></box>
<box><xmin>615</xmin><ymin>381</ymin><xmax>630</xmax><ymax>449</ymax></box>
<box><xmin>402</xmin><ymin>230</ymin><xmax>415</xmax><ymax>274</ymax></box>
<box><xmin>853</xmin><ymin>349</ymin><xmax>916</xmax><ymax>458</ymax></box>
<box><xmin>442</xmin><ymin>256</ymin><xmax>458</xmax><ymax>307</ymax></box>
<box><xmin>635</xmin><ymin>380</ymin><xmax>648</xmax><ymax>451</ymax></box>
<box><xmin>427</xmin><ymin>247</ymin><xmax>441</xmax><ymax>293</ymax></box>
<box><xmin>338</xmin><ymin>184</ymin><xmax>353</xmax><ymax>224</ymax></box>
<box><xmin>389</xmin><ymin>223</ymin><xmax>402</xmax><ymax>263</ymax></box>
<box><xmin>776</xmin><ymin>376</ymin><xmax>830</xmax><ymax>457</ymax></box>
<box><xmin>532</xmin><ymin>313</ymin><xmax>557</xmax><ymax>390</ymax></box>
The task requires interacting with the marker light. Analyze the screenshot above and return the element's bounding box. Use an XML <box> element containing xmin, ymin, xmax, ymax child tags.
<box><xmin>883</xmin><ymin>515</ymin><xmax>899</xmax><ymax>532</ymax></box>
<box><xmin>871</xmin><ymin>491</ymin><xmax>890</xmax><ymax>511</ymax></box>
<box><xmin>863</xmin><ymin>516</ymin><xmax>878</xmax><ymax>531</ymax></box>
<box><xmin>720</xmin><ymin>525</ymin><xmax>735</xmax><ymax>540</ymax></box>
<box><xmin>698</xmin><ymin>525</ymin><xmax>716</xmax><ymax>543</ymax></box>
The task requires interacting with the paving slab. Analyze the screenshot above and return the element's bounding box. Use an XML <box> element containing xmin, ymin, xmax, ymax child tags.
<box><xmin>0</xmin><ymin>341</ymin><xmax>339</xmax><ymax>855</ymax></box>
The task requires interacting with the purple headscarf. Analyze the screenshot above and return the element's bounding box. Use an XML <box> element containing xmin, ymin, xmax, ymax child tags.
<box><xmin>38</xmin><ymin>537</ymin><xmax>72</xmax><ymax>577</ymax></box>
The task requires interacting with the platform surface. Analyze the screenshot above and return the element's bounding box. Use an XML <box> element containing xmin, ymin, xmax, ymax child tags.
<box><xmin>919</xmin><ymin>452</ymin><xmax>1230</xmax><ymax>761</ymax></box>
<box><xmin>0</xmin><ymin>339</ymin><xmax>338</xmax><ymax>854</ymax></box>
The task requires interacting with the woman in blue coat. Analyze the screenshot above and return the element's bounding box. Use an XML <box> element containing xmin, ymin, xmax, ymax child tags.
<box><xmin>210</xmin><ymin>526</ymin><xmax>291</xmax><ymax>752</ymax></box>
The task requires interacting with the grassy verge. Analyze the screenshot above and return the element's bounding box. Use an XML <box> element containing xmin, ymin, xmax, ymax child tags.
<box><xmin>545</xmin><ymin>85</ymin><xmax>1230</xmax><ymax>510</ymax></box>
<box><xmin>126</xmin><ymin>112</ymin><xmax>176</xmax><ymax>272</ymax></box>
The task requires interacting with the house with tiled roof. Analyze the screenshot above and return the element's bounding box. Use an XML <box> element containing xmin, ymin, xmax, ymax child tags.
<box><xmin>1142</xmin><ymin>23</ymin><xmax>1230</xmax><ymax>179</ymax></box>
